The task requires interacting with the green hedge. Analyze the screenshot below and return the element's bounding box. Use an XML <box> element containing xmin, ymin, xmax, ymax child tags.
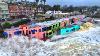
<box><xmin>2</xmin><ymin>22</ymin><xmax>12</xmax><ymax>29</ymax></box>
<box><xmin>2</xmin><ymin>19</ymin><xmax>31</xmax><ymax>28</ymax></box>
<box><xmin>13</xmin><ymin>19</ymin><xmax>31</xmax><ymax>27</ymax></box>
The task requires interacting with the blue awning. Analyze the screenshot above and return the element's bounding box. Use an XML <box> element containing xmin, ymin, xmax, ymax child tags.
<box><xmin>3</xmin><ymin>32</ymin><xmax>8</xmax><ymax>36</ymax></box>
<box><xmin>14</xmin><ymin>31</ymin><xmax>21</xmax><ymax>35</ymax></box>
<box><xmin>31</xmin><ymin>30</ymin><xmax>35</xmax><ymax>34</ymax></box>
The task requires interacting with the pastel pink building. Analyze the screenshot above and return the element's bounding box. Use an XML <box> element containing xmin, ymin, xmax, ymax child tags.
<box><xmin>5</xmin><ymin>30</ymin><xmax>14</xmax><ymax>38</ymax></box>
<box><xmin>73</xmin><ymin>18</ymin><xmax>78</xmax><ymax>24</ymax></box>
<box><xmin>19</xmin><ymin>24</ymin><xmax>29</xmax><ymax>35</ymax></box>
<box><xmin>19</xmin><ymin>25</ymin><xmax>46</xmax><ymax>40</ymax></box>
<box><xmin>30</xmin><ymin>26</ymin><xmax>46</xmax><ymax>40</ymax></box>
<box><xmin>60</xmin><ymin>21</ymin><xmax>66</xmax><ymax>27</ymax></box>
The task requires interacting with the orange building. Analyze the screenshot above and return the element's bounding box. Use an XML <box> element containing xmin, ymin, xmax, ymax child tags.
<box><xmin>8</xmin><ymin>2</ymin><xmax>33</xmax><ymax>19</ymax></box>
<box><xmin>8</xmin><ymin>4</ymin><xmax>19</xmax><ymax>19</ymax></box>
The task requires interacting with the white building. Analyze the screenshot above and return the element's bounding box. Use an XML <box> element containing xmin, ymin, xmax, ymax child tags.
<box><xmin>0</xmin><ymin>0</ymin><xmax>9</xmax><ymax>18</ymax></box>
<box><xmin>45</xmin><ymin>11</ymin><xmax>70</xmax><ymax>18</ymax></box>
<box><xmin>2</xmin><ymin>0</ymin><xmax>17</xmax><ymax>3</ymax></box>
<box><xmin>45</xmin><ymin>11</ymin><xmax>62</xmax><ymax>15</ymax></box>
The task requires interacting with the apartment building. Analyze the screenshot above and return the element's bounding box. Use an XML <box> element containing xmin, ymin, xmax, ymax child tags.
<box><xmin>0</xmin><ymin>0</ymin><xmax>9</xmax><ymax>18</ymax></box>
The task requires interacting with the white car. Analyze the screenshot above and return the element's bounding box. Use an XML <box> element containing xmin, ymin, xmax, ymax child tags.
<box><xmin>22</xmin><ymin>18</ymin><xmax>27</xmax><ymax>19</ymax></box>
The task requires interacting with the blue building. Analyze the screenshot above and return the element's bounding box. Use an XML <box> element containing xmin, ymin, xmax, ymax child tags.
<box><xmin>60</xmin><ymin>24</ymin><xmax>80</xmax><ymax>35</ymax></box>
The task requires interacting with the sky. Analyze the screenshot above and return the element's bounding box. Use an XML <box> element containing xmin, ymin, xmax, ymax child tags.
<box><xmin>18</xmin><ymin>0</ymin><xmax>100</xmax><ymax>6</ymax></box>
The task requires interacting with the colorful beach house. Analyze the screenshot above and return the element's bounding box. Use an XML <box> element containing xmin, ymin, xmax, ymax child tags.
<box><xmin>19</xmin><ymin>24</ymin><xmax>29</xmax><ymax>36</ymax></box>
<box><xmin>60</xmin><ymin>24</ymin><xmax>80</xmax><ymax>35</ymax></box>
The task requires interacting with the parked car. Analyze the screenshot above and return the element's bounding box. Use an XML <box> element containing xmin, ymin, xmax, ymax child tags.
<box><xmin>6</xmin><ymin>18</ymin><xmax>13</xmax><ymax>21</ymax></box>
<box><xmin>22</xmin><ymin>18</ymin><xmax>27</xmax><ymax>19</ymax></box>
<box><xmin>0</xmin><ymin>18</ymin><xmax>6</xmax><ymax>22</ymax></box>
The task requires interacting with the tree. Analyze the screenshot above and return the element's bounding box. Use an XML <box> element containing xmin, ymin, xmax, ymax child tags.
<box><xmin>35</xmin><ymin>0</ymin><xmax>39</xmax><ymax>4</ymax></box>
<box><xmin>0</xmin><ymin>23</ymin><xmax>5</xmax><ymax>38</ymax></box>
<box><xmin>61</xmin><ymin>5</ymin><xmax>68</xmax><ymax>12</ymax></box>
<box><xmin>2</xmin><ymin>22</ymin><xmax>12</xmax><ymax>29</ymax></box>
<box><xmin>34</xmin><ymin>0</ymin><xmax>39</xmax><ymax>19</ymax></box>
<box><xmin>38</xmin><ymin>4</ymin><xmax>44</xmax><ymax>8</ymax></box>
<box><xmin>67</xmin><ymin>5</ymin><xmax>74</xmax><ymax>12</ymax></box>
<box><xmin>42</xmin><ymin>0</ymin><xmax>46</xmax><ymax>14</ymax></box>
<box><xmin>44</xmin><ymin>5</ymin><xmax>52</xmax><ymax>11</ymax></box>
<box><xmin>52</xmin><ymin>5</ymin><xmax>61</xmax><ymax>11</ymax></box>
<box><xmin>32</xmin><ymin>2</ymin><xmax>37</xmax><ymax>8</ymax></box>
<box><xmin>40</xmin><ymin>0</ymin><xmax>43</xmax><ymax>4</ymax></box>
<box><xmin>42</xmin><ymin>0</ymin><xmax>46</xmax><ymax>5</ymax></box>
<box><xmin>91</xmin><ymin>6</ymin><xmax>98</xmax><ymax>12</ymax></box>
<box><xmin>13</xmin><ymin>19</ymin><xmax>31</xmax><ymax>27</ymax></box>
<box><xmin>40</xmin><ymin>0</ymin><xmax>46</xmax><ymax>14</ymax></box>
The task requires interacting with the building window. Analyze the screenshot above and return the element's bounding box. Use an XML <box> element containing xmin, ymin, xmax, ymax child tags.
<box><xmin>31</xmin><ymin>30</ymin><xmax>35</xmax><ymax>34</ymax></box>
<box><xmin>53</xmin><ymin>25</ymin><xmax>55</xmax><ymax>28</ymax></box>
<box><xmin>72</xmin><ymin>28</ymin><xmax>75</xmax><ymax>31</ymax></box>
<box><xmin>42</xmin><ymin>27</ymin><xmax>47</xmax><ymax>31</ymax></box>
<box><xmin>39</xmin><ymin>29</ymin><xmax>41</xmax><ymax>32</ymax></box>
<box><xmin>59</xmin><ymin>23</ymin><xmax>60</xmax><ymax>26</ymax></box>
<box><xmin>29</xmin><ymin>31</ymin><xmax>31</xmax><ymax>34</ymax></box>
<box><xmin>49</xmin><ymin>32</ymin><xmax>52</xmax><ymax>35</ymax></box>
<box><xmin>43</xmin><ymin>33</ymin><xmax>45</xmax><ymax>38</ymax></box>
<box><xmin>56</xmin><ymin>24</ymin><xmax>57</xmax><ymax>27</ymax></box>
<box><xmin>66</xmin><ymin>30</ymin><xmax>69</xmax><ymax>32</ymax></box>
<box><xmin>47</xmin><ymin>26</ymin><xmax>52</xmax><ymax>31</ymax></box>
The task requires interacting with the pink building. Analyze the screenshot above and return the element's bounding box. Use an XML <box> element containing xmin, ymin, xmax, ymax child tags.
<box><xmin>30</xmin><ymin>26</ymin><xmax>46</xmax><ymax>40</ymax></box>
<box><xmin>19</xmin><ymin>25</ymin><xmax>46</xmax><ymax>40</ymax></box>
<box><xmin>18</xmin><ymin>3</ymin><xmax>33</xmax><ymax>18</ymax></box>
<box><xmin>8</xmin><ymin>2</ymin><xmax>34</xmax><ymax>18</ymax></box>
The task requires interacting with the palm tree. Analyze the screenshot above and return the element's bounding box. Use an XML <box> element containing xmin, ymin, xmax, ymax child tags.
<box><xmin>42</xmin><ymin>0</ymin><xmax>46</xmax><ymax>14</ymax></box>
<box><xmin>40</xmin><ymin>0</ymin><xmax>42</xmax><ymax>4</ymax></box>
<box><xmin>42</xmin><ymin>0</ymin><xmax>46</xmax><ymax>5</ymax></box>
<box><xmin>34</xmin><ymin>0</ymin><xmax>39</xmax><ymax>19</ymax></box>
<box><xmin>35</xmin><ymin>0</ymin><xmax>39</xmax><ymax>12</ymax></box>
<box><xmin>35</xmin><ymin>0</ymin><xmax>39</xmax><ymax>4</ymax></box>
